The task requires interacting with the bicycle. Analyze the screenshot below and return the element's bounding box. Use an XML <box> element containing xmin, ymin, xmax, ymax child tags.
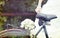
<box><xmin>34</xmin><ymin>13</ymin><xmax>57</xmax><ymax>38</ymax></box>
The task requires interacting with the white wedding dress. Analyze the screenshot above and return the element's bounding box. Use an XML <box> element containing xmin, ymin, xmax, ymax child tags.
<box><xmin>32</xmin><ymin>0</ymin><xmax>60</xmax><ymax>38</ymax></box>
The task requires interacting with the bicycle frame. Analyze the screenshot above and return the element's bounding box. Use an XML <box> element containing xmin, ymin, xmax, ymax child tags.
<box><xmin>35</xmin><ymin>21</ymin><xmax>49</xmax><ymax>38</ymax></box>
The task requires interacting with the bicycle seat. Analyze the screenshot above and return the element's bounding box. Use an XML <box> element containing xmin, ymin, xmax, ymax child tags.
<box><xmin>36</xmin><ymin>13</ymin><xmax>57</xmax><ymax>21</ymax></box>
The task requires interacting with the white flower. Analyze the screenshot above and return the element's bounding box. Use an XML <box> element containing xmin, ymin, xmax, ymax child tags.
<box><xmin>20</xmin><ymin>19</ymin><xmax>36</xmax><ymax>30</ymax></box>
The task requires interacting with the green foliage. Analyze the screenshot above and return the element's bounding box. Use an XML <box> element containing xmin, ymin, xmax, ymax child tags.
<box><xmin>0</xmin><ymin>16</ymin><xmax>7</xmax><ymax>31</ymax></box>
<box><xmin>0</xmin><ymin>0</ymin><xmax>7</xmax><ymax>31</ymax></box>
<box><xmin>0</xmin><ymin>16</ymin><xmax>7</xmax><ymax>25</ymax></box>
<box><xmin>0</xmin><ymin>0</ymin><xmax>5</xmax><ymax>12</ymax></box>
